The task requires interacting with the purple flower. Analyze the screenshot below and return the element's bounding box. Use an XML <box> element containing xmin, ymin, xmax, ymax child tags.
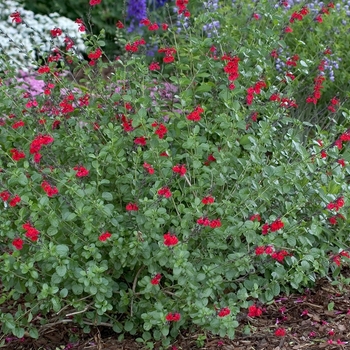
<box><xmin>127</xmin><ymin>0</ymin><xmax>147</xmax><ymax>32</ymax></box>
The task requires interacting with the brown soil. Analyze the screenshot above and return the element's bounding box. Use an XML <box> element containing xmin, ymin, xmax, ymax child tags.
<box><xmin>1</xmin><ymin>276</ymin><xmax>350</xmax><ymax>350</ymax></box>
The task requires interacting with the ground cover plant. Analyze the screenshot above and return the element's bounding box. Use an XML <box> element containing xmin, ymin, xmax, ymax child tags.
<box><xmin>1</xmin><ymin>0</ymin><xmax>350</xmax><ymax>348</ymax></box>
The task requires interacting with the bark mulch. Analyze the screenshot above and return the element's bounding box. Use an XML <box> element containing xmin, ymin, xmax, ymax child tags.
<box><xmin>1</xmin><ymin>275</ymin><xmax>350</xmax><ymax>350</ymax></box>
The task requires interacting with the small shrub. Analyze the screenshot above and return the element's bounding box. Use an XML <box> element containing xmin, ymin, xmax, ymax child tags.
<box><xmin>0</xmin><ymin>0</ymin><xmax>350</xmax><ymax>345</ymax></box>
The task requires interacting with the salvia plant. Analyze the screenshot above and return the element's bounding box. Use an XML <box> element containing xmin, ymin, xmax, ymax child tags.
<box><xmin>0</xmin><ymin>0</ymin><xmax>350</xmax><ymax>347</ymax></box>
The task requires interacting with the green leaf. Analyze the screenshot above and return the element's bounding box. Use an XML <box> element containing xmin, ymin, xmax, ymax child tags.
<box><xmin>56</xmin><ymin>265</ymin><xmax>67</xmax><ymax>277</ymax></box>
<box><xmin>102</xmin><ymin>192</ymin><xmax>113</xmax><ymax>201</ymax></box>
<box><xmin>124</xmin><ymin>320</ymin><xmax>134</xmax><ymax>332</ymax></box>
<box><xmin>56</xmin><ymin>245</ymin><xmax>69</xmax><ymax>257</ymax></box>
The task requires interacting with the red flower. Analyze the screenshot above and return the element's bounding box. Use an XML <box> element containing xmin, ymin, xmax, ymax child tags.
<box><xmin>89</xmin><ymin>0</ymin><xmax>101</xmax><ymax>5</ymax></box>
<box><xmin>149</xmin><ymin>62</ymin><xmax>160</xmax><ymax>71</ymax></box>
<box><xmin>9</xmin><ymin>195</ymin><xmax>21</xmax><ymax>207</ymax></box>
<box><xmin>163</xmin><ymin>233</ymin><xmax>179</xmax><ymax>246</ymax></box>
<box><xmin>0</xmin><ymin>191</ymin><xmax>10</xmax><ymax>202</ymax></box>
<box><xmin>151</xmin><ymin>273</ymin><xmax>162</xmax><ymax>285</ymax></box>
<box><xmin>51</xmin><ymin>27</ymin><xmax>62</xmax><ymax>37</ymax></box>
<box><xmin>126</xmin><ymin>203</ymin><xmax>139</xmax><ymax>211</ymax></box>
<box><xmin>99</xmin><ymin>232</ymin><xmax>111</xmax><ymax>241</ymax></box>
<box><xmin>186</xmin><ymin>106</ymin><xmax>204</xmax><ymax>122</ymax></box>
<box><xmin>275</xmin><ymin>328</ymin><xmax>286</xmax><ymax>337</ymax></box>
<box><xmin>165</xmin><ymin>312</ymin><xmax>181</xmax><ymax>322</ymax></box>
<box><xmin>38</xmin><ymin>66</ymin><xmax>50</xmax><ymax>74</ymax></box>
<box><xmin>218</xmin><ymin>307</ymin><xmax>230</xmax><ymax>317</ymax></box>
<box><xmin>12</xmin><ymin>238</ymin><xmax>24</xmax><ymax>250</ymax></box>
<box><xmin>10</xmin><ymin>149</ymin><xmax>25</xmax><ymax>161</ymax></box>
<box><xmin>320</xmin><ymin>150</ymin><xmax>327</xmax><ymax>158</ymax></box>
<box><xmin>250</xmin><ymin>214</ymin><xmax>261</xmax><ymax>221</ymax></box>
<box><xmin>148</xmin><ymin>23</ymin><xmax>159</xmax><ymax>31</ymax></box>
<box><xmin>248</xmin><ymin>305</ymin><xmax>263</xmax><ymax>317</ymax></box>
<box><xmin>158</xmin><ymin>187</ymin><xmax>172</xmax><ymax>198</ymax></box>
<box><xmin>284</xmin><ymin>26</ymin><xmax>293</xmax><ymax>33</ymax></box>
<box><xmin>337</xmin><ymin>159</ymin><xmax>345</xmax><ymax>167</ymax></box>
<box><xmin>116</xmin><ymin>21</ymin><xmax>124</xmax><ymax>29</ymax></box>
<box><xmin>197</xmin><ymin>217</ymin><xmax>211</xmax><ymax>226</ymax></box>
<box><xmin>270</xmin><ymin>219</ymin><xmax>284</xmax><ymax>232</ymax></box>
<box><xmin>34</xmin><ymin>153</ymin><xmax>42</xmax><ymax>163</ymax></box>
<box><xmin>265</xmin><ymin>246</ymin><xmax>274</xmax><ymax>255</ymax></box>
<box><xmin>134</xmin><ymin>137</ymin><xmax>147</xmax><ymax>146</ymax></box>
<box><xmin>10</xmin><ymin>11</ymin><xmax>22</xmax><ymax>24</ymax></box>
<box><xmin>41</xmin><ymin>181</ymin><xmax>58</xmax><ymax>197</ymax></box>
<box><xmin>209</xmin><ymin>219</ymin><xmax>221</xmax><ymax>228</ymax></box>
<box><xmin>329</xmin><ymin>216</ymin><xmax>337</xmax><ymax>225</ymax></box>
<box><xmin>152</xmin><ymin>122</ymin><xmax>168</xmax><ymax>139</ymax></box>
<box><xmin>315</xmin><ymin>15</ymin><xmax>323</xmax><ymax>23</ymax></box>
<box><xmin>161</xmin><ymin>23</ymin><xmax>169</xmax><ymax>30</ymax></box>
<box><xmin>24</xmin><ymin>225</ymin><xmax>39</xmax><ymax>242</ymax></box>
<box><xmin>202</xmin><ymin>196</ymin><xmax>214</xmax><ymax>204</ymax></box>
<box><xmin>12</xmin><ymin>120</ymin><xmax>25</xmax><ymax>129</ymax></box>
<box><xmin>262</xmin><ymin>223</ymin><xmax>270</xmax><ymax>235</ymax></box>
<box><xmin>74</xmin><ymin>166</ymin><xmax>89</xmax><ymax>177</ymax></box>
<box><xmin>172</xmin><ymin>164</ymin><xmax>187</xmax><ymax>176</ymax></box>
<box><xmin>255</xmin><ymin>246</ymin><xmax>265</xmax><ymax>255</ymax></box>
<box><xmin>160</xmin><ymin>151</ymin><xmax>169</xmax><ymax>157</ymax></box>
<box><xmin>271</xmin><ymin>250</ymin><xmax>289</xmax><ymax>263</ymax></box>
<box><xmin>143</xmin><ymin>162</ymin><xmax>155</xmax><ymax>174</ymax></box>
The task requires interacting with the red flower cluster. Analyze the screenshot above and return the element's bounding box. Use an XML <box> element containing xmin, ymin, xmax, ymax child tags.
<box><xmin>204</xmin><ymin>153</ymin><xmax>216</xmax><ymax>166</ymax></box>
<box><xmin>41</xmin><ymin>181</ymin><xmax>58</xmax><ymax>197</ymax></box>
<box><xmin>262</xmin><ymin>219</ymin><xmax>284</xmax><ymax>235</ymax></box>
<box><xmin>326</xmin><ymin>197</ymin><xmax>345</xmax><ymax>211</ymax></box>
<box><xmin>222</xmin><ymin>54</ymin><xmax>240</xmax><ymax>85</ymax></box>
<box><xmin>271</xmin><ymin>250</ymin><xmax>290</xmax><ymax>263</ymax></box>
<box><xmin>51</xmin><ymin>27</ymin><xmax>62</xmax><ymax>37</ymax></box>
<box><xmin>175</xmin><ymin>0</ymin><xmax>190</xmax><ymax>17</ymax></box>
<box><xmin>332</xmin><ymin>250</ymin><xmax>350</xmax><ymax>267</ymax></box>
<box><xmin>38</xmin><ymin>66</ymin><xmax>50</xmax><ymax>74</ymax></box>
<box><xmin>202</xmin><ymin>196</ymin><xmax>214</xmax><ymax>204</ymax></box>
<box><xmin>275</xmin><ymin>328</ymin><xmax>286</xmax><ymax>337</ymax></box>
<box><xmin>125</xmin><ymin>38</ymin><xmax>146</xmax><ymax>53</ymax></box>
<box><xmin>248</xmin><ymin>305</ymin><xmax>263</xmax><ymax>317</ymax></box>
<box><xmin>197</xmin><ymin>217</ymin><xmax>222</xmax><ymax>228</ymax></box>
<box><xmin>0</xmin><ymin>190</ymin><xmax>10</xmax><ymax>202</ymax></box>
<box><xmin>74</xmin><ymin>166</ymin><xmax>89</xmax><ymax>177</ymax></box>
<box><xmin>158</xmin><ymin>187</ymin><xmax>172</xmax><ymax>198</ymax></box>
<box><xmin>327</xmin><ymin>96</ymin><xmax>339</xmax><ymax>113</ymax></box>
<box><xmin>126</xmin><ymin>203</ymin><xmax>139</xmax><ymax>211</ymax></box>
<box><xmin>149</xmin><ymin>62</ymin><xmax>160</xmax><ymax>71</ymax></box>
<box><xmin>151</xmin><ymin>273</ymin><xmax>162</xmax><ymax>285</ymax></box>
<box><xmin>163</xmin><ymin>233</ymin><xmax>179</xmax><ymax>246</ymax></box>
<box><xmin>249</xmin><ymin>213</ymin><xmax>261</xmax><ymax>221</ymax></box>
<box><xmin>246</xmin><ymin>80</ymin><xmax>266</xmax><ymax>106</ymax></box>
<box><xmin>158</xmin><ymin>47</ymin><xmax>176</xmax><ymax>63</ymax></box>
<box><xmin>172</xmin><ymin>164</ymin><xmax>187</xmax><ymax>176</ymax></box>
<box><xmin>23</xmin><ymin>222</ymin><xmax>39</xmax><ymax>242</ymax></box>
<box><xmin>143</xmin><ymin>162</ymin><xmax>154</xmax><ymax>175</ymax></box>
<box><xmin>329</xmin><ymin>214</ymin><xmax>345</xmax><ymax>225</ymax></box>
<box><xmin>255</xmin><ymin>245</ymin><xmax>274</xmax><ymax>256</ymax></box>
<box><xmin>10</xmin><ymin>11</ymin><xmax>22</xmax><ymax>24</ymax></box>
<box><xmin>186</xmin><ymin>106</ymin><xmax>204</xmax><ymax>122</ymax></box>
<box><xmin>29</xmin><ymin>134</ymin><xmax>54</xmax><ymax>154</ymax></box>
<box><xmin>10</xmin><ymin>149</ymin><xmax>25</xmax><ymax>161</ymax></box>
<box><xmin>99</xmin><ymin>231</ymin><xmax>111</xmax><ymax>242</ymax></box>
<box><xmin>289</xmin><ymin>6</ymin><xmax>309</xmax><ymax>23</ymax></box>
<box><xmin>89</xmin><ymin>0</ymin><xmax>101</xmax><ymax>6</ymax></box>
<box><xmin>12</xmin><ymin>120</ymin><xmax>25</xmax><ymax>129</ymax></box>
<box><xmin>218</xmin><ymin>307</ymin><xmax>230</xmax><ymax>317</ymax></box>
<box><xmin>306</xmin><ymin>75</ymin><xmax>325</xmax><ymax>105</ymax></box>
<box><xmin>75</xmin><ymin>18</ymin><xmax>86</xmax><ymax>32</ymax></box>
<box><xmin>151</xmin><ymin>122</ymin><xmax>168</xmax><ymax>139</ymax></box>
<box><xmin>134</xmin><ymin>136</ymin><xmax>147</xmax><ymax>146</ymax></box>
<box><xmin>0</xmin><ymin>191</ymin><xmax>21</xmax><ymax>207</ymax></box>
<box><xmin>140</xmin><ymin>18</ymin><xmax>159</xmax><ymax>31</ymax></box>
<box><xmin>116</xmin><ymin>20</ymin><xmax>124</xmax><ymax>29</ymax></box>
<box><xmin>165</xmin><ymin>312</ymin><xmax>181</xmax><ymax>322</ymax></box>
<box><xmin>9</xmin><ymin>194</ymin><xmax>21</xmax><ymax>207</ymax></box>
<box><xmin>12</xmin><ymin>238</ymin><xmax>24</xmax><ymax>250</ymax></box>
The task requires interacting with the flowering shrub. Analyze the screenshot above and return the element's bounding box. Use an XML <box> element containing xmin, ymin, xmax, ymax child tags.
<box><xmin>1</xmin><ymin>0</ymin><xmax>350</xmax><ymax>346</ymax></box>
